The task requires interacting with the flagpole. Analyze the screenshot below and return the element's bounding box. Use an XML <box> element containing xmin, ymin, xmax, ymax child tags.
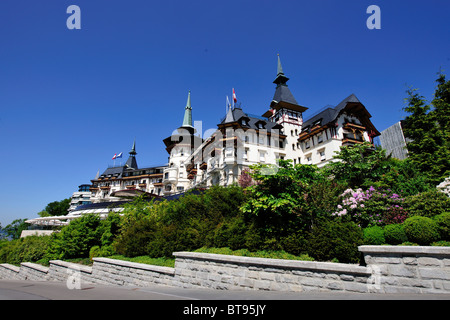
<box><xmin>232</xmin><ymin>89</ymin><xmax>234</xmax><ymax>109</ymax></box>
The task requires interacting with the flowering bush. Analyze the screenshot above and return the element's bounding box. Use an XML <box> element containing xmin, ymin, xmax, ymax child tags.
<box><xmin>332</xmin><ymin>186</ymin><xmax>409</xmax><ymax>228</ymax></box>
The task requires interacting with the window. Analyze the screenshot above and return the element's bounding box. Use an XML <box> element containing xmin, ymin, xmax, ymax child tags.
<box><xmin>292</xmin><ymin>144</ymin><xmax>295</xmax><ymax>150</ymax></box>
<box><xmin>318</xmin><ymin>134</ymin><xmax>323</xmax><ymax>143</ymax></box>
<box><xmin>244</xmin><ymin>135</ymin><xmax>249</xmax><ymax>143</ymax></box>
<box><xmin>259</xmin><ymin>151</ymin><xmax>265</xmax><ymax>162</ymax></box>
<box><xmin>320</xmin><ymin>151</ymin><xmax>326</xmax><ymax>162</ymax></box>
<box><xmin>305</xmin><ymin>140</ymin><xmax>310</xmax><ymax>149</ymax></box>
<box><xmin>177</xmin><ymin>186</ymin><xmax>185</xmax><ymax>192</ymax></box>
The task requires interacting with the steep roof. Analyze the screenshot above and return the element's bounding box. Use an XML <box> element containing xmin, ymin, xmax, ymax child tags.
<box><xmin>220</xmin><ymin>107</ymin><xmax>283</xmax><ymax>132</ymax></box>
<box><xmin>301</xmin><ymin>94</ymin><xmax>379</xmax><ymax>136</ymax></box>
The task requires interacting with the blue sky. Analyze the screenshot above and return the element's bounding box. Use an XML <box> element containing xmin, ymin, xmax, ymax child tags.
<box><xmin>0</xmin><ymin>0</ymin><xmax>449</xmax><ymax>227</ymax></box>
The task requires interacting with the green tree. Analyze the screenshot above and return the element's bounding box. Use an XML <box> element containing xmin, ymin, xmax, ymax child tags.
<box><xmin>3</xmin><ymin>219</ymin><xmax>29</xmax><ymax>240</ymax></box>
<box><xmin>38</xmin><ymin>198</ymin><xmax>71</xmax><ymax>217</ymax></box>
<box><xmin>402</xmin><ymin>74</ymin><xmax>450</xmax><ymax>184</ymax></box>
<box><xmin>324</xmin><ymin>142</ymin><xmax>389</xmax><ymax>188</ymax></box>
<box><xmin>241</xmin><ymin>160</ymin><xmax>339</xmax><ymax>246</ymax></box>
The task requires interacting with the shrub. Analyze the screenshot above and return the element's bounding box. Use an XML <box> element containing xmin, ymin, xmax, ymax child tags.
<box><xmin>307</xmin><ymin>219</ymin><xmax>363</xmax><ymax>263</ymax></box>
<box><xmin>404</xmin><ymin>216</ymin><xmax>440</xmax><ymax>245</ymax></box>
<box><xmin>332</xmin><ymin>186</ymin><xmax>408</xmax><ymax>227</ymax></box>
<box><xmin>48</xmin><ymin>214</ymin><xmax>120</xmax><ymax>260</ymax></box>
<box><xmin>363</xmin><ymin>226</ymin><xmax>385</xmax><ymax>245</ymax></box>
<box><xmin>404</xmin><ymin>189</ymin><xmax>450</xmax><ymax>218</ymax></box>
<box><xmin>433</xmin><ymin>212</ymin><xmax>450</xmax><ymax>241</ymax></box>
<box><xmin>0</xmin><ymin>235</ymin><xmax>51</xmax><ymax>265</ymax></box>
<box><xmin>384</xmin><ymin>224</ymin><xmax>407</xmax><ymax>245</ymax></box>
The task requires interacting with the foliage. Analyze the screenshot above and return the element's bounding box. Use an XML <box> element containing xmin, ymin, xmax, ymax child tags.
<box><xmin>241</xmin><ymin>160</ymin><xmax>344</xmax><ymax>241</ymax></box>
<box><xmin>403</xmin><ymin>189</ymin><xmax>450</xmax><ymax>218</ymax></box>
<box><xmin>363</xmin><ymin>226</ymin><xmax>385</xmax><ymax>245</ymax></box>
<box><xmin>384</xmin><ymin>224</ymin><xmax>407</xmax><ymax>245</ymax></box>
<box><xmin>371</xmin><ymin>158</ymin><xmax>432</xmax><ymax>197</ymax></box>
<box><xmin>0</xmin><ymin>236</ymin><xmax>51</xmax><ymax>265</ymax></box>
<box><xmin>402</xmin><ymin>74</ymin><xmax>450</xmax><ymax>185</ymax></box>
<box><xmin>48</xmin><ymin>213</ymin><xmax>120</xmax><ymax>260</ymax></box>
<box><xmin>403</xmin><ymin>216</ymin><xmax>440</xmax><ymax>245</ymax></box>
<box><xmin>2</xmin><ymin>219</ymin><xmax>29</xmax><ymax>240</ymax></box>
<box><xmin>238</xmin><ymin>168</ymin><xmax>257</xmax><ymax>188</ymax></box>
<box><xmin>324</xmin><ymin>142</ymin><xmax>389</xmax><ymax>188</ymax></box>
<box><xmin>433</xmin><ymin>212</ymin><xmax>450</xmax><ymax>241</ymax></box>
<box><xmin>332</xmin><ymin>186</ymin><xmax>408</xmax><ymax>228</ymax></box>
<box><xmin>38</xmin><ymin>198</ymin><xmax>71</xmax><ymax>217</ymax></box>
<box><xmin>113</xmin><ymin>185</ymin><xmax>248</xmax><ymax>258</ymax></box>
<box><xmin>306</xmin><ymin>219</ymin><xmax>363</xmax><ymax>263</ymax></box>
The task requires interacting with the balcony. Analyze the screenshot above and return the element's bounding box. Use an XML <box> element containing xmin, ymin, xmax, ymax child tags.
<box><xmin>199</xmin><ymin>162</ymin><xmax>207</xmax><ymax>170</ymax></box>
<box><xmin>126</xmin><ymin>185</ymin><xmax>136</xmax><ymax>189</ymax></box>
<box><xmin>343</xmin><ymin>122</ymin><xmax>366</xmax><ymax>131</ymax></box>
<box><xmin>163</xmin><ymin>167</ymin><xmax>178</xmax><ymax>183</ymax></box>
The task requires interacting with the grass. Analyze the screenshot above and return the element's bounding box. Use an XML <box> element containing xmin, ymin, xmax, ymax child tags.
<box><xmin>193</xmin><ymin>247</ymin><xmax>315</xmax><ymax>261</ymax></box>
<box><xmin>106</xmin><ymin>255</ymin><xmax>175</xmax><ymax>268</ymax></box>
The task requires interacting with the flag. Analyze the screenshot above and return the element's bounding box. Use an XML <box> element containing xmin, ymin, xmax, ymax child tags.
<box><xmin>226</xmin><ymin>96</ymin><xmax>231</xmax><ymax>110</ymax></box>
<box><xmin>112</xmin><ymin>153</ymin><xmax>117</xmax><ymax>160</ymax></box>
<box><xmin>232</xmin><ymin>88</ymin><xmax>237</xmax><ymax>103</ymax></box>
<box><xmin>116</xmin><ymin>152</ymin><xmax>123</xmax><ymax>159</ymax></box>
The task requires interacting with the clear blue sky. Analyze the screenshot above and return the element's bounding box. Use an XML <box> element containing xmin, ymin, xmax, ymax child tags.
<box><xmin>0</xmin><ymin>0</ymin><xmax>449</xmax><ymax>227</ymax></box>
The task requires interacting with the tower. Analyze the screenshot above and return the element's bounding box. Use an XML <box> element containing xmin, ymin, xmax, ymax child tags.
<box><xmin>162</xmin><ymin>91</ymin><xmax>203</xmax><ymax>194</ymax></box>
<box><xmin>262</xmin><ymin>54</ymin><xmax>308</xmax><ymax>161</ymax></box>
<box><xmin>125</xmin><ymin>139</ymin><xmax>138</xmax><ymax>169</ymax></box>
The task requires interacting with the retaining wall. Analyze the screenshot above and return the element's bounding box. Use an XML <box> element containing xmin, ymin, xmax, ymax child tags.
<box><xmin>0</xmin><ymin>246</ymin><xmax>449</xmax><ymax>294</ymax></box>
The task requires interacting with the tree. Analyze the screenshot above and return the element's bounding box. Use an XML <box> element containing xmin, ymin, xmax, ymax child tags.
<box><xmin>402</xmin><ymin>73</ymin><xmax>450</xmax><ymax>184</ymax></box>
<box><xmin>3</xmin><ymin>219</ymin><xmax>29</xmax><ymax>240</ymax></box>
<box><xmin>38</xmin><ymin>198</ymin><xmax>71</xmax><ymax>217</ymax></box>
<box><xmin>324</xmin><ymin>142</ymin><xmax>389</xmax><ymax>188</ymax></box>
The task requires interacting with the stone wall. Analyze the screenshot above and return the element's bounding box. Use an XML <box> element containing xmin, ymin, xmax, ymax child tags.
<box><xmin>172</xmin><ymin>252</ymin><xmax>372</xmax><ymax>293</ymax></box>
<box><xmin>359</xmin><ymin>246</ymin><xmax>450</xmax><ymax>294</ymax></box>
<box><xmin>89</xmin><ymin>257</ymin><xmax>175</xmax><ymax>287</ymax></box>
<box><xmin>0</xmin><ymin>246</ymin><xmax>449</xmax><ymax>294</ymax></box>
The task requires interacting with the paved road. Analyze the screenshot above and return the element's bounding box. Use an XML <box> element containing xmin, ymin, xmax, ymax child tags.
<box><xmin>1</xmin><ymin>279</ymin><xmax>449</xmax><ymax>300</ymax></box>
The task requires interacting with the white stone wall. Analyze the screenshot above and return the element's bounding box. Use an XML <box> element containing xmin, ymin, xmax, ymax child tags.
<box><xmin>1</xmin><ymin>246</ymin><xmax>449</xmax><ymax>294</ymax></box>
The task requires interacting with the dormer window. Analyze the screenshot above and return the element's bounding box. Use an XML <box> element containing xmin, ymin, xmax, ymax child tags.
<box><xmin>255</xmin><ymin>120</ymin><xmax>266</xmax><ymax>129</ymax></box>
<box><xmin>313</xmin><ymin>119</ymin><xmax>322</xmax><ymax>127</ymax></box>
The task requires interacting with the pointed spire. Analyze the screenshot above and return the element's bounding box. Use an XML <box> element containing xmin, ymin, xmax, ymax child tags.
<box><xmin>277</xmin><ymin>54</ymin><xmax>284</xmax><ymax>75</ymax></box>
<box><xmin>125</xmin><ymin>138</ymin><xmax>138</xmax><ymax>169</ymax></box>
<box><xmin>273</xmin><ymin>53</ymin><xmax>290</xmax><ymax>87</ymax></box>
<box><xmin>223</xmin><ymin>105</ymin><xmax>235</xmax><ymax>123</ymax></box>
<box><xmin>182</xmin><ymin>91</ymin><xmax>193</xmax><ymax>128</ymax></box>
<box><xmin>129</xmin><ymin>138</ymin><xmax>137</xmax><ymax>156</ymax></box>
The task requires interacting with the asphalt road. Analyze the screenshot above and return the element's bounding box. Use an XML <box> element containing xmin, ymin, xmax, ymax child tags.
<box><xmin>1</xmin><ymin>279</ymin><xmax>449</xmax><ymax>300</ymax></box>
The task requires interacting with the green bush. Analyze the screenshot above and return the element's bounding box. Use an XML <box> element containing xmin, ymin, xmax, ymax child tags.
<box><xmin>48</xmin><ymin>213</ymin><xmax>121</xmax><ymax>260</ymax></box>
<box><xmin>433</xmin><ymin>212</ymin><xmax>450</xmax><ymax>241</ymax></box>
<box><xmin>404</xmin><ymin>216</ymin><xmax>440</xmax><ymax>245</ymax></box>
<box><xmin>404</xmin><ymin>190</ymin><xmax>450</xmax><ymax>218</ymax></box>
<box><xmin>363</xmin><ymin>226</ymin><xmax>385</xmax><ymax>245</ymax></box>
<box><xmin>384</xmin><ymin>224</ymin><xmax>407</xmax><ymax>245</ymax></box>
<box><xmin>0</xmin><ymin>236</ymin><xmax>51</xmax><ymax>265</ymax></box>
<box><xmin>307</xmin><ymin>219</ymin><xmax>363</xmax><ymax>263</ymax></box>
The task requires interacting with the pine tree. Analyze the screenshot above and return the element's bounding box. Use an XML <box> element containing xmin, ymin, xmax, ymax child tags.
<box><xmin>402</xmin><ymin>73</ymin><xmax>450</xmax><ymax>184</ymax></box>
